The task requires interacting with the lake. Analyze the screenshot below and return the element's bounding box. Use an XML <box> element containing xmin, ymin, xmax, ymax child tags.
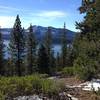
<box><xmin>4</xmin><ymin>40</ymin><xmax>61</xmax><ymax>58</ymax></box>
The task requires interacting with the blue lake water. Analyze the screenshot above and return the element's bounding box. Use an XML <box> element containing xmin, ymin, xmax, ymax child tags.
<box><xmin>4</xmin><ymin>40</ymin><xmax>61</xmax><ymax>58</ymax></box>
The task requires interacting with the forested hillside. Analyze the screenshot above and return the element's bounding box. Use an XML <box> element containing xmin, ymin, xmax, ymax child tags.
<box><xmin>0</xmin><ymin>0</ymin><xmax>100</xmax><ymax>100</ymax></box>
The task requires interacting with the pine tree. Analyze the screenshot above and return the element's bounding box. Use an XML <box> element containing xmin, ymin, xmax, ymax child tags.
<box><xmin>37</xmin><ymin>44</ymin><xmax>49</xmax><ymax>74</ymax></box>
<box><xmin>26</xmin><ymin>24</ymin><xmax>37</xmax><ymax>74</ymax></box>
<box><xmin>66</xmin><ymin>45</ymin><xmax>74</xmax><ymax>67</ymax></box>
<box><xmin>44</xmin><ymin>27</ymin><xmax>53</xmax><ymax>73</ymax></box>
<box><xmin>79</xmin><ymin>0</ymin><xmax>95</xmax><ymax>14</ymax></box>
<box><xmin>9</xmin><ymin>15</ymin><xmax>25</xmax><ymax>76</ymax></box>
<box><xmin>61</xmin><ymin>23</ymin><xmax>67</xmax><ymax>67</ymax></box>
<box><xmin>77</xmin><ymin>0</ymin><xmax>96</xmax><ymax>35</ymax></box>
<box><xmin>0</xmin><ymin>28</ymin><xmax>5</xmax><ymax>75</ymax></box>
<box><xmin>73</xmin><ymin>0</ymin><xmax>100</xmax><ymax>80</ymax></box>
<box><xmin>6</xmin><ymin>58</ymin><xmax>15</xmax><ymax>76</ymax></box>
<box><xmin>56</xmin><ymin>52</ymin><xmax>61</xmax><ymax>71</ymax></box>
<box><xmin>44</xmin><ymin>27</ymin><xmax>52</xmax><ymax>54</ymax></box>
<box><xmin>49</xmin><ymin>50</ymin><xmax>56</xmax><ymax>75</ymax></box>
<box><xmin>95</xmin><ymin>0</ymin><xmax>100</xmax><ymax>31</ymax></box>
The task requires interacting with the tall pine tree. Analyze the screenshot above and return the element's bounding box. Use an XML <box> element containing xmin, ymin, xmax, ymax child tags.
<box><xmin>49</xmin><ymin>50</ymin><xmax>56</xmax><ymax>75</ymax></box>
<box><xmin>61</xmin><ymin>23</ymin><xmax>67</xmax><ymax>67</ymax></box>
<box><xmin>44</xmin><ymin>27</ymin><xmax>52</xmax><ymax>54</ymax></box>
<box><xmin>44</xmin><ymin>27</ymin><xmax>53</xmax><ymax>74</ymax></box>
<box><xmin>26</xmin><ymin>24</ymin><xmax>37</xmax><ymax>74</ymax></box>
<box><xmin>73</xmin><ymin>0</ymin><xmax>100</xmax><ymax>80</ymax></box>
<box><xmin>0</xmin><ymin>27</ymin><xmax>5</xmax><ymax>75</ymax></box>
<box><xmin>56</xmin><ymin>52</ymin><xmax>61</xmax><ymax>71</ymax></box>
<box><xmin>9</xmin><ymin>15</ymin><xmax>25</xmax><ymax>76</ymax></box>
<box><xmin>37</xmin><ymin>44</ymin><xmax>49</xmax><ymax>74</ymax></box>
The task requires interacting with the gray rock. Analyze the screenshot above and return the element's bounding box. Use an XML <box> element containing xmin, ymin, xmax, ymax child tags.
<box><xmin>13</xmin><ymin>95</ymin><xmax>42</xmax><ymax>100</ymax></box>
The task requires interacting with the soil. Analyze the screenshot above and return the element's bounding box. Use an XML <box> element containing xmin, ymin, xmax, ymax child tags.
<box><xmin>56</xmin><ymin>77</ymin><xmax>100</xmax><ymax>100</ymax></box>
<box><xmin>57</xmin><ymin>77</ymin><xmax>82</xmax><ymax>86</ymax></box>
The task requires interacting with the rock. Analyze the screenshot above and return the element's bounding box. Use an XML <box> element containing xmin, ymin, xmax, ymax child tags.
<box><xmin>13</xmin><ymin>95</ymin><xmax>42</xmax><ymax>100</ymax></box>
<box><xmin>67</xmin><ymin>94</ymin><xmax>78</xmax><ymax>100</ymax></box>
<box><xmin>59</xmin><ymin>92</ymin><xmax>78</xmax><ymax>100</ymax></box>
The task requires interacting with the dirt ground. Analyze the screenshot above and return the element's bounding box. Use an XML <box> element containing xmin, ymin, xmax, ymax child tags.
<box><xmin>57</xmin><ymin>77</ymin><xmax>82</xmax><ymax>86</ymax></box>
<box><xmin>56</xmin><ymin>77</ymin><xmax>100</xmax><ymax>100</ymax></box>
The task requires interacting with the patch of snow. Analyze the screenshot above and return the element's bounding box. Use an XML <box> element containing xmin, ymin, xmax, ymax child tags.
<box><xmin>67</xmin><ymin>94</ymin><xmax>78</xmax><ymax>100</ymax></box>
<box><xmin>80</xmin><ymin>79</ymin><xmax>100</xmax><ymax>91</ymax></box>
<box><xmin>66</xmin><ymin>79</ymin><xmax>100</xmax><ymax>91</ymax></box>
<box><xmin>82</xmin><ymin>80</ymin><xmax>100</xmax><ymax>91</ymax></box>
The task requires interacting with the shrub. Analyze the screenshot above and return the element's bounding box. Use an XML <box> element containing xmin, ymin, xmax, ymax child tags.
<box><xmin>61</xmin><ymin>67</ymin><xmax>74</xmax><ymax>77</ymax></box>
<box><xmin>0</xmin><ymin>74</ymin><xmax>65</xmax><ymax>99</ymax></box>
<box><xmin>73</xmin><ymin>57</ymin><xmax>96</xmax><ymax>81</ymax></box>
<box><xmin>73</xmin><ymin>65</ymin><xmax>96</xmax><ymax>81</ymax></box>
<box><xmin>0</xmin><ymin>91</ymin><xmax>5</xmax><ymax>100</ymax></box>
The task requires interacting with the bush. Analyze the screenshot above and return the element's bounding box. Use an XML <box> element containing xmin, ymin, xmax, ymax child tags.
<box><xmin>73</xmin><ymin>65</ymin><xmax>96</xmax><ymax>81</ymax></box>
<box><xmin>0</xmin><ymin>91</ymin><xmax>5</xmax><ymax>100</ymax></box>
<box><xmin>61</xmin><ymin>67</ymin><xmax>74</xmax><ymax>77</ymax></box>
<box><xmin>73</xmin><ymin>56</ymin><xmax>96</xmax><ymax>81</ymax></box>
<box><xmin>0</xmin><ymin>74</ymin><xmax>65</xmax><ymax>99</ymax></box>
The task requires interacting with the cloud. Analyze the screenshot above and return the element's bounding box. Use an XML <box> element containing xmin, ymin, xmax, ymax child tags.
<box><xmin>0</xmin><ymin>10</ymin><xmax>68</xmax><ymax>28</ymax></box>
<box><xmin>0</xmin><ymin>5</ymin><xmax>29</xmax><ymax>14</ymax></box>
<box><xmin>35</xmin><ymin>11</ymin><xmax>67</xmax><ymax>18</ymax></box>
<box><xmin>0</xmin><ymin>16</ymin><xmax>15</xmax><ymax>28</ymax></box>
<box><xmin>29</xmin><ymin>10</ymin><xmax>67</xmax><ymax>25</ymax></box>
<box><xmin>24</xmin><ymin>11</ymin><xmax>67</xmax><ymax>28</ymax></box>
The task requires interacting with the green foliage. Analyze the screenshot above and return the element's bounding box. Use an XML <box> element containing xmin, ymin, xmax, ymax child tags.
<box><xmin>26</xmin><ymin>24</ymin><xmax>37</xmax><ymax>74</ymax></box>
<box><xmin>0</xmin><ymin>29</ymin><xmax>5</xmax><ymax>76</ymax></box>
<box><xmin>73</xmin><ymin>35</ymin><xmax>100</xmax><ymax>80</ymax></box>
<box><xmin>41</xmin><ymin>79</ymin><xmax>65</xmax><ymax>96</ymax></box>
<box><xmin>0</xmin><ymin>74</ymin><xmax>65</xmax><ymax>99</ymax></box>
<box><xmin>44</xmin><ymin>27</ymin><xmax>52</xmax><ymax>55</ymax></box>
<box><xmin>41</xmin><ymin>79</ymin><xmax>55</xmax><ymax>93</ymax></box>
<box><xmin>9</xmin><ymin>15</ymin><xmax>25</xmax><ymax>76</ymax></box>
<box><xmin>37</xmin><ymin>44</ymin><xmax>50</xmax><ymax>74</ymax></box>
<box><xmin>0</xmin><ymin>90</ymin><xmax>5</xmax><ymax>100</ymax></box>
<box><xmin>56</xmin><ymin>52</ymin><xmax>61</xmax><ymax>71</ymax></box>
<box><xmin>49</xmin><ymin>50</ymin><xmax>56</xmax><ymax>75</ymax></box>
<box><xmin>62</xmin><ymin>67</ymin><xmax>74</xmax><ymax>76</ymax></box>
<box><xmin>73</xmin><ymin>0</ymin><xmax>100</xmax><ymax>81</ymax></box>
<box><xmin>74</xmin><ymin>56</ymin><xmax>96</xmax><ymax>80</ymax></box>
<box><xmin>61</xmin><ymin>23</ymin><xmax>67</xmax><ymax>67</ymax></box>
<box><xmin>43</xmin><ymin>27</ymin><xmax>56</xmax><ymax>75</ymax></box>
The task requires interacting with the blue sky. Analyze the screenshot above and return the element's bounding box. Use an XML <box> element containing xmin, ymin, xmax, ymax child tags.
<box><xmin>0</xmin><ymin>0</ymin><xmax>84</xmax><ymax>31</ymax></box>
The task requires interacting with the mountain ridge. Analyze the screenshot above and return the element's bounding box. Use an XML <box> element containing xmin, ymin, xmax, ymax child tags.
<box><xmin>1</xmin><ymin>25</ymin><xmax>76</xmax><ymax>44</ymax></box>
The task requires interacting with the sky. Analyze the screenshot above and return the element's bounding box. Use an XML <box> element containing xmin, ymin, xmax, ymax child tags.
<box><xmin>0</xmin><ymin>0</ymin><xmax>84</xmax><ymax>32</ymax></box>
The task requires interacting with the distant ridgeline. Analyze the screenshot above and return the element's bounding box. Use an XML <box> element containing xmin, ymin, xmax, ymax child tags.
<box><xmin>1</xmin><ymin>25</ymin><xmax>76</xmax><ymax>44</ymax></box>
